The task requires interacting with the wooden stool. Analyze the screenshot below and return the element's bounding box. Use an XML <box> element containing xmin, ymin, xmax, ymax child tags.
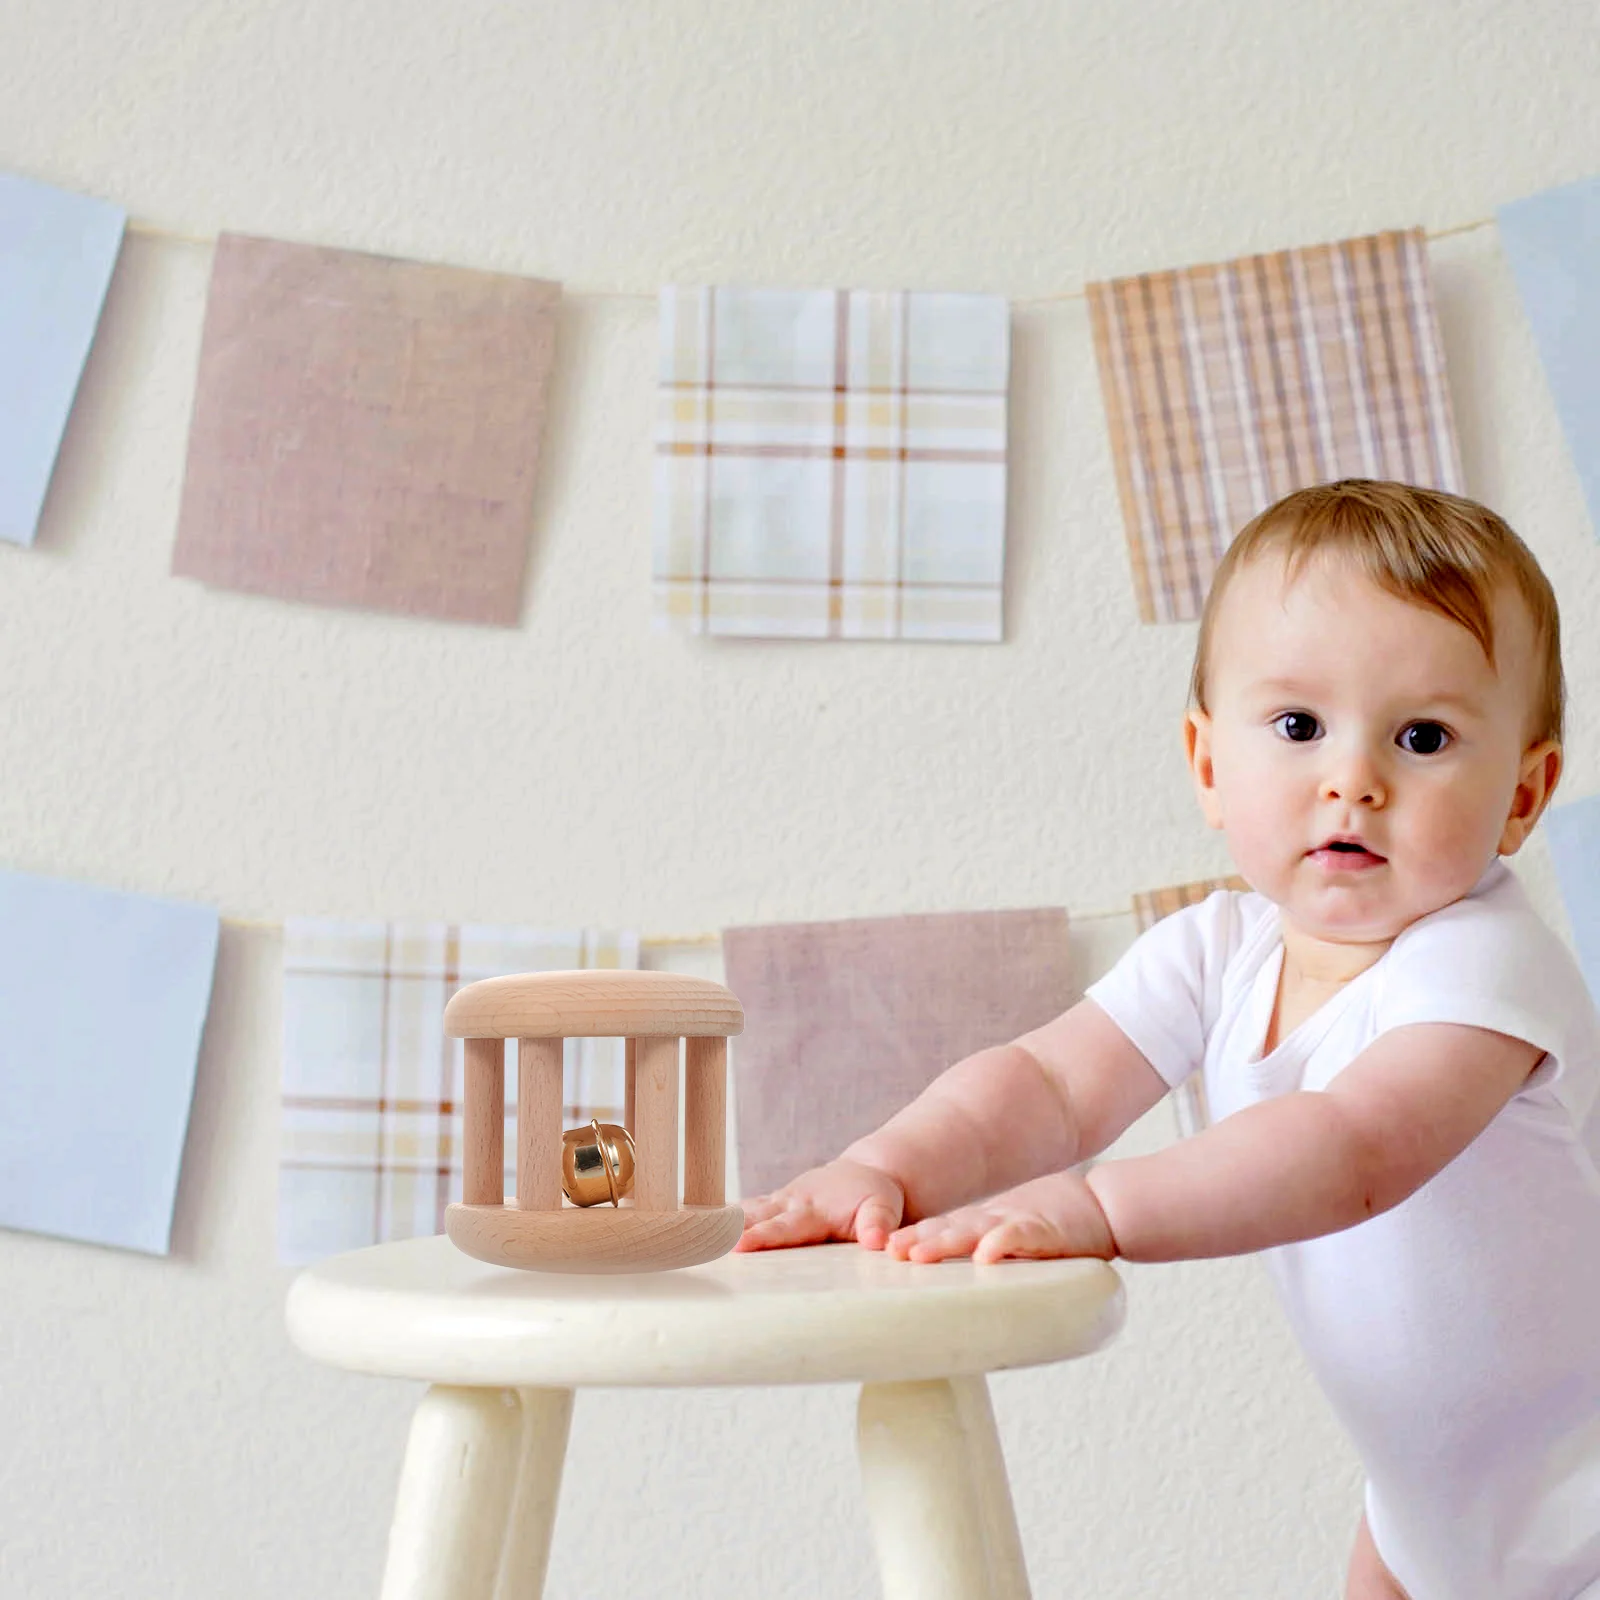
<box><xmin>443</xmin><ymin>970</ymin><xmax>744</xmax><ymax>1273</ymax></box>
<box><xmin>286</xmin><ymin>1236</ymin><xmax>1126</xmax><ymax>1599</ymax></box>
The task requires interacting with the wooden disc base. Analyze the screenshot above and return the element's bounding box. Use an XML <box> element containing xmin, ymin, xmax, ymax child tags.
<box><xmin>445</xmin><ymin>1201</ymin><xmax>745</xmax><ymax>1274</ymax></box>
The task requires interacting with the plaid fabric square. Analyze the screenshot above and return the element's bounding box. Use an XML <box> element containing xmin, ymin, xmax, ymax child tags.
<box><xmin>654</xmin><ymin>287</ymin><xmax>1010</xmax><ymax>640</ymax></box>
<box><xmin>279</xmin><ymin>921</ymin><xmax>638</xmax><ymax>1264</ymax></box>
<box><xmin>1130</xmin><ymin>876</ymin><xmax>1250</xmax><ymax>1137</ymax></box>
<box><xmin>1088</xmin><ymin>228</ymin><xmax>1464</xmax><ymax>623</ymax></box>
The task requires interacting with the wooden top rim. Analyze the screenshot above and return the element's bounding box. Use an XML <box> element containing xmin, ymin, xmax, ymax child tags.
<box><xmin>443</xmin><ymin>969</ymin><xmax>744</xmax><ymax>1039</ymax></box>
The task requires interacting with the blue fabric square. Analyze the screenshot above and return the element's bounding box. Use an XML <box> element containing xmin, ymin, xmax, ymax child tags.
<box><xmin>0</xmin><ymin>870</ymin><xmax>219</xmax><ymax>1253</ymax></box>
<box><xmin>0</xmin><ymin>171</ymin><xmax>125</xmax><ymax>546</ymax></box>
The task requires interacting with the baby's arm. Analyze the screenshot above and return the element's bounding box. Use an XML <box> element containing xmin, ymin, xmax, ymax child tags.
<box><xmin>853</xmin><ymin>999</ymin><xmax>1171</xmax><ymax>1217</ymax></box>
<box><xmin>893</xmin><ymin>1019</ymin><xmax>1542</xmax><ymax>1263</ymax></box>
<box><xmin>1087</xmin><ymin>1021</ymin><xmax>1543</xmax><ymax>1259</ymax></box>
<box><xmin>737</xmin><ymin>998</ymin><xmax>1170</xmax><ymax>1251</ymax></box>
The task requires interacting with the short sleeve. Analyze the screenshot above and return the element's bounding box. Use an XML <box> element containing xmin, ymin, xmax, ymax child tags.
<box><xmin>1374</xmin><ymin>879</ymin><xmax>1600</xmax><ymax>1127</ymax></box>
<box><xmin>1084</xmin><ymin>890</ymin><xmax>1243</xmax><ymax>1089</ymax></box>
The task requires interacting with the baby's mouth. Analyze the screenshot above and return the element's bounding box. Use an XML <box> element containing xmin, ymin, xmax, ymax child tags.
<box><xmin>1307</xmin><ymin>839</ymin><xmax>1387</xmax><ymax>871</ymax></box>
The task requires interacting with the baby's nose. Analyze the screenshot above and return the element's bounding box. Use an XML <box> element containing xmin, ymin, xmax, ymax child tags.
<box><xmin>1319</xmin><ymin>750</ymin><xmax>1387</xmax><ymax>806</ymax></box>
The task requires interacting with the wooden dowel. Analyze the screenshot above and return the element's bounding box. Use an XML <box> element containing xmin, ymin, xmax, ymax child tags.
<box><xmin>462</xmin><ymin>1038</ymin><xmax>505</xmax><ymax>1206</ymax></box>
<box><xmin>624</xmin><ymin>1037</ymin><xmax>636</xmax><ymax>1137</ymax></box>
<box><xmin>516</xmin><ymin>1037</ymin><xmax>564</xmax><ymax>1211</ymax></box>
<box><xmin>632</xmin><ymin>1036</ymin><xmax>680</xmax><ymax>1212</ymax></box>
<box><xmin>683</xmin><ymin>1036</ymin><xmax>726</xmax><ymax>1207</ymax></box>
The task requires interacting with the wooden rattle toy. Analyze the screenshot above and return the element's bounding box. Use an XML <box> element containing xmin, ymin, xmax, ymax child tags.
<box><xmin>442</xmin><ymin>969</ymin><xmax>744</xmax><ymax>1273</ymax></box>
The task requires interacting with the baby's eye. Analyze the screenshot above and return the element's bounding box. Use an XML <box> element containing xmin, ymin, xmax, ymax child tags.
<box><xmin>1271</xmin><ymin>711</ymin><xmax>1322</xmax><ymax>743</ymax></box>
<box><xmin>1397</xmin><ymin>721</ymin><xmax>1451</xmax><ymax>756</ymax></box>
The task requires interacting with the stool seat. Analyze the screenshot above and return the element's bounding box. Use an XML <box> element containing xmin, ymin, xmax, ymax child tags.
<box><xmin>287</xmin><ymin>1238</ymin><xmax>1126</xmax><ymax>1598</ymax></box>
<box><xmin>287</xmin><ymin>1234</ymin><xmax>1124</xmax><ymax>1389</ymax></box>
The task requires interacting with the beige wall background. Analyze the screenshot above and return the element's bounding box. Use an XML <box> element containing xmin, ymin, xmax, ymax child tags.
<box><xmin>3</xmin><ymin>2</ymin><xmax>1599</xmax><ymax>1595</ymax></box>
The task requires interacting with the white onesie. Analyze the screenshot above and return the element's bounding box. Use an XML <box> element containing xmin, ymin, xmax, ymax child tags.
<box><xmin>1085</xmin><ymin>860</ymin><xmax>1600</xmax><ymax>1600</ymax></box>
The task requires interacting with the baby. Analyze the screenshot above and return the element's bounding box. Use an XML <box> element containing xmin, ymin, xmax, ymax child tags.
<box><xmin>738</xmin><ymin>480</ymin><xmax>1600</xmax><ymax>1600</ymax></box>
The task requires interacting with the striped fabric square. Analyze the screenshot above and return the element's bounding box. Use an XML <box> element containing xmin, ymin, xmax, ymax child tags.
<box><xmin>1088</xmin><ymin>229</ymin><xmax>1463</xmax><ymax>623</ymax></box>
<box><xmin>279</xmin><ymin>921</ymin><xmax>638</xmax><ymax>1264</ymax></box>
<box><xmin>1130</xmin><ymin>876</ymin><xmax>1250</xmax><ymax>1137</ymax></box>
<box><xmin>654</xmin><ymin>287</ymin><xmax>1010</xmax><ymax>640</ymax></box>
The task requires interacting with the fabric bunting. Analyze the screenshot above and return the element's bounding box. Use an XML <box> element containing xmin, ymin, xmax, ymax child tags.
<box><xmin>654</xmin><ymin>286</ymin><xmax>1010</xmax><ymax>640</ymax></box>
<box><xmin>722</xmin><ymin>908</ymin><xmax>1071</xmax><ymax>1198</ymax></box>
<box><xmin>1497</xmin><ymin>176</ymin><xmax>1600</xmax><ymax>541</ymax></box>
<box><xmin>0</xmin><ymin>171</ymin><xmax>125</xmax><ymax>547</ymax></box>
<box><xmin>1544</xmin><ymin>796</ymin><xmax>1600</xmax><ymax>1007</ymax></box>
<box><xmin>1088</xmin><ymin>228</ymin><xmax>1463</xmax><ymax>623</ymax></box>
<box><xmin>279</xmin><ymin>920</ymin><xmax>638</xmax><ymax>1264</ymax></box>
<box><xmin>172</xmin><ymin>235</ymin><xmax>560</xmax><ymax>626</ymax></box>
<box><xmin>0</xmin><ymin>869</ymin><xmax>219</xmax><ymax>1254</ymax></box>
<box><xmin>1131</xmin><ymin>875</ymin><xmax>1250</xmax><ymax>1135</ymax></box>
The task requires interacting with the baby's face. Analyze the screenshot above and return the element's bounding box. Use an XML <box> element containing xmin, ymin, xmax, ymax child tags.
<box><xmin>1186</xmin><ymin>552</ymin><xmax>1559</xmax><ymax>949</ymax></box>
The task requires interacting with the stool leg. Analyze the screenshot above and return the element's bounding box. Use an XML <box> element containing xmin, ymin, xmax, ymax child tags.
<box><xmin>950</xmin><ymin>1375</ymin><xmax>1030</xmax><ymax>1599</ymax></box>
<box><xmin>856</xmin><ymin>1376</ymin><xmax>1031</xmax><ymax>1600</ymax></box>
<box><xmin>380</xmin><ymin>1385</ymin><xmax>524</xmax><ymax>1600</ymax></box>
<box><xmin>491</xmin><ymin>1388</ymin><xmax>574</xmax><ymax>1600</ymax></box>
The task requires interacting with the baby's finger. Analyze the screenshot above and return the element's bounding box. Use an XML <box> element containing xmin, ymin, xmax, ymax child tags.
<box><xmin>972</xmin><ymin>1217</ymin><xmax>1055</xmax><ymax>1264</ymax></box>
<box><xmin>738</xmin><ymin>1193</ymin><xmax>790</xmax><ymax>1228</ymax></box>
<box><xmin>734</xmin><ymin>1202</ymin><xmax>831</xmax><ymax>1252</ymax></box>
<box><xmin>906</xmin><ymin>1222</ymin><xmax>986</xmax><ymax>1262</ymax></box>
<box><xmin>883</xmin><ymin>1216</ymin><xmax>942</xmax><ymax>1259</ymax></box>
<box><xmin>851</xmin><ymin>1197</ymin><xmax>902</xmax><ymax>1250</ymax></box>
<box><xmin>886</xmin><ymin>1213</ymin><xmax>985</xmax><ymax>1262</ymax></box>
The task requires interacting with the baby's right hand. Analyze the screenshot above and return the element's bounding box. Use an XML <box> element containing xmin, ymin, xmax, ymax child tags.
<box><xmin>736</xmin><ymin>1159</ymin><xmax>906</xmax><ymax>1252</ymax></box>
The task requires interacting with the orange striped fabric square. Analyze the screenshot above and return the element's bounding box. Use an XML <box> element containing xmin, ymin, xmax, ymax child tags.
<box><xmin>1088</xmin><ymin>229</ymin><xmax>1463</xmax><ymax>623</ymax></box>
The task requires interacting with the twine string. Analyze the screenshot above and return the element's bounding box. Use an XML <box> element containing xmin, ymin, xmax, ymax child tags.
<box><xmin>124</xmin><ymin>214</ymin><xmax>1498</xmax><ymax>306</ymax></box>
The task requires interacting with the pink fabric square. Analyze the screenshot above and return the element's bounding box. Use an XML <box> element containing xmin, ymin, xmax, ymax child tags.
<box><xmin>723</xmin><ymin>908</ymin><xmax>1074</xmax><ymax>1198</ymax></box>
<box><xmin>173</xmin><ymin>234</ymin><xmax>559</xmax><ymax>625</ymax></box>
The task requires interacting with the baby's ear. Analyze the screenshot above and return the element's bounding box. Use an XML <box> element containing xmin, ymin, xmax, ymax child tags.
<box><xmin>1498</xmin><ymin>738</ymin><xmax>1562</xmax><ymax>856</ymax></box>
<box><xmin>1185</xmin><ymin>709</ymin><xmax>1224</xmax><ymax>829</ymax></box>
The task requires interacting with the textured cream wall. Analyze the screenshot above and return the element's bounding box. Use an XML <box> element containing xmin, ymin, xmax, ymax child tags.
<box><xmin>2</xmin><ymin>2</ymin><xmax>1599</xmax><ymax>1595</ymax></box>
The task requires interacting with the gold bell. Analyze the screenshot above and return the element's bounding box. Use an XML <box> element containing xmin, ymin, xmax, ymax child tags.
<box><xmin>560</xmin><ymin>1119</ymin><xmax>636</xmax><ymax>1207</ymax></box>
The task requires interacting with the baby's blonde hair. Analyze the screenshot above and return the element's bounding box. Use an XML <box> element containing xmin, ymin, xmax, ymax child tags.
<box><xmin>1188</xmin><ymin>479</ymin><xmax>1565</xmax><ymax>747</ymax></box>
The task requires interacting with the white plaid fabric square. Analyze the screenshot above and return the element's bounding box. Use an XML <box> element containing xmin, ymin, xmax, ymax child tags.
<box><xmin>279</xmin><ymin>921</ymin><xmax>638</xmax><ymax>1263</ymax></box>
<box><xmin>654</xmin><ymin>287</ymin><xmax>1010</xmax><ymax>640</ymax></box>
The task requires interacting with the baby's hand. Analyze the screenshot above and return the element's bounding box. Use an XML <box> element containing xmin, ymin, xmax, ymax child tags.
<box><xmin>884</xmin><ymin>1170</ymin><xmax>1116</xmax><ymax>1264</ymax></box>
<box><xmin>736</xmin><ymin>1159</ymin><xmax>906</xmax><ymax>1252</ymax></box>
